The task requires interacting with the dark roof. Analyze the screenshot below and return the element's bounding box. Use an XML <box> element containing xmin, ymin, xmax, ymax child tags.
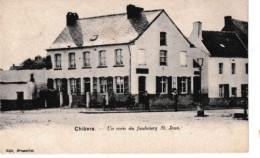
<box><xmin>49</xmin><ymin>10</ymin><xmax>163</xmax><ymax>50</ymax></box>
<box><xmin>48</xmin><ymin>10</ymin><xmax>193</xmax><ymax>50</ymax></box>
<box><xmin>202</xmin><ymin>31</ymin><xmax>248</xmax><ymax>58</ymax></box>
<box><xmin>222</xmin><ymin>17</ymin><xmax>248</xmax><ymax>48</ymax></box>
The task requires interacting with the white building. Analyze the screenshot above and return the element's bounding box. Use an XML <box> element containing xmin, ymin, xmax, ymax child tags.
<box><xmin>189</xmin><ymin>21</ymin><xmax>248</xmax><ymax>106</ymax></box>
<box><xmin>46</xmin><ymin>5</ymin><xmax>200</xmax><ymax>107</ymax></box>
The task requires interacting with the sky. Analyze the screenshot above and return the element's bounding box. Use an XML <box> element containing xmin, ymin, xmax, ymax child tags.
<box><xmin>0</xmin><ymin>0</ymin><xmax>248</xmax><ymax>70</ymax></box>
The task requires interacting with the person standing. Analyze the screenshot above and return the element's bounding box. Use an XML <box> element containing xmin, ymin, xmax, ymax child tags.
<box><xmin>172</xmin><ymin>89</ymin><xmax>179</xmax><ymax>112</ymax></box>
<box><xmin>109</xmin><ymin>92</ymin><xmax>116</xmax><ymax>110</ymax></box>
<box><xmin>102</xmin><ymin>95</ymin><xmax>106</xmax><ymax>111</ymax></box>
<box><xmin>143</xmin><ymin>91</ymin><xmax>149</xmax><ymax>110</ymax></box>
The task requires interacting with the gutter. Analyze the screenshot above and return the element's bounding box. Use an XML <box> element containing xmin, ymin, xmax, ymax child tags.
<box><xmin>127</xmin><ymin>45</ymin><xmax>132</xmax><ymax>93</ymax></box>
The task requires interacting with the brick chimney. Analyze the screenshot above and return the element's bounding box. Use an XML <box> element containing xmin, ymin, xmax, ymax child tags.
<box><xmin>224</xmin><ymin>16</ymin><xmax>232</xmax><ymax>26</ymax></box>
<box><xmin>66</xmin><ymin>12</ymin><xmax>79</xmax><ymax>26</ymax></box>
<box><xmin>126</xmin><ymin>4</ymin><xmax>144</xmax><ymax>19</ymax></box>
<box><xmin>191</xmin><ymin>21</ymin><xmax>202</xmax><ymax>40</ymax></box>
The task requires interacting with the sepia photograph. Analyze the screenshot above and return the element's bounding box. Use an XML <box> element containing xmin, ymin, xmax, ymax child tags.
<box><xmin>0</xmin><ymin>0</ymin><xmax>249</xmax><ymax>154</ymax></box>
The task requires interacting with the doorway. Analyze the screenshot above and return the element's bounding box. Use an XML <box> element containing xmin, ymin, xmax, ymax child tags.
<box><xmin>17</xmin><ymin>92</ymin><xmax>24</xmax><ymax>110</ymax></box>
<box><xmin>193</xmin><ymin>76</ymin><xmax>201</xmax><ymax>101</ymax></box>
<box><xmin>138</xmin><ymin>76</ymin><xmax>146</xmax><ymax>103</ymax></box>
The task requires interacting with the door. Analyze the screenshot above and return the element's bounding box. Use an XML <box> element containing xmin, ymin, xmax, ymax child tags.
<box><xmin>62</xmin><ymin>78</ymin><xmax>69</xmax><ymax>106</ymax></box>
<box><xmin>224</xmin><ymin>84</ymin><xmax>230</xmax><ymax>98</ymax></box>
<box><xmin>138</xmin><ymin>76</ymin><xmax>146</xmax><ymax>103</ymax></box>
<box><xmin>193</xmin><ymin>76</ymin><xmax>201</xmax><ymax>101</ymax></box>
<box><xmin>241</xmin><ymin>84</ymin><xmax>248</xmax><ymax>98</ymax></box>
<box><xmin>17</xmin><ymin>92</ymin><xmax>24</xmax><ymax>110</ymax></box>
<box><xmin>84</xmin><ymin>78</ymin><xmax>91</xmax><ymax>93</ymax></box>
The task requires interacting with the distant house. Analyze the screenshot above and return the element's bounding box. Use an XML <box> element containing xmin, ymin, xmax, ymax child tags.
<box><xmin>46</xmin><ymin>4</ymin><xmax>200</xmax><ymax>107</ymax></box>
<box><xmin>221</xmin><ymin>16</ymin><xmax>248</xmax><ymax>48</ymax></box>
<box><xmin>189</xmin><ymin>21</ymin><xmax>248</xmax><ymax>106</ymax></box>
<box><xmin>9</xmin><ymin>64</ymin><xmax>22</xmax><ymax>71</ymax></box>
<box><xmin>0</xmin><ymin>70</ymin><xmax>47</xmax><ymax>110</ymax></box>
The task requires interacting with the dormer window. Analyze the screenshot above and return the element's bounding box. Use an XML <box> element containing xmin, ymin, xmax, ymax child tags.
<box><xmin>160</xmin><ymin>32</ymin><xmax>167</xmax><ymax>46</ymax></box>
<box><xmin>90</xmin><ymin>35</ymin><xmax>98</xmax><ymax>41</ymax></box>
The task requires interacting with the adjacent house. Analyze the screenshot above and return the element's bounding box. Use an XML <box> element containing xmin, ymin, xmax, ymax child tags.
<box><xmin>189</xmin><ymin>21</ymin><xmax>248</xmax><ymax>106</ymax></box>
<box><xmin>46</xmin><ymin>5</ymin><xmax>200</xmax><ymax>107</ymax></box>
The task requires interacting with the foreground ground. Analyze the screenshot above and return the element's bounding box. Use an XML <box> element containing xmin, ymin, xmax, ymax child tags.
<box><xmin>0</xmin><ymin>108</ymin><xmax>248</xmax><ymax>153</ymax></box>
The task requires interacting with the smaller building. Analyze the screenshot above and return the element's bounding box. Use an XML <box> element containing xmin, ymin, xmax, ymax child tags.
<box><xmin>189</xmin><ymin>21</ymin><xmax>248</xmax><ymax>106</ymax></box>
<box><xmin>0</xmin><ymin>70</ymin><xmax>47</xmax><ymax>110</ymax></box>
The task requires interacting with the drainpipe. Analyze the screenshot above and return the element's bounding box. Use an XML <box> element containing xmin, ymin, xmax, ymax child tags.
<box><xmin>127</xmin><ymin>45</ymin><xmax>132</xmax><ymax>93</ymax></box>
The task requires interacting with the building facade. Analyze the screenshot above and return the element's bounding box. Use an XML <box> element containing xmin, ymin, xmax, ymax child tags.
<box><xmin>46</xmin><ymin>5</ymin><xmax>201</xmax><ymax>107</ymax></box>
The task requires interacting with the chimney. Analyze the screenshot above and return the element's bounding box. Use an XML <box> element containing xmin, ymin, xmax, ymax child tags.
<box><xmin>191</xmin><ymin>21</ymin><xmax>202</xmax><ymax>40</ymax></box>
<box><xmin>127</xmin><ymin>4</ymin><xmax>144</xmax><ymax>19</ymax></box>
<box><xmin>66</xmin><ymin>12</ymin><xmax>79</xmax><ymax>26</ymax></box>
<box><xmin>224</xmin><ymin>16</ymin><xmax>232</xmax><ymax>26</ymax></box>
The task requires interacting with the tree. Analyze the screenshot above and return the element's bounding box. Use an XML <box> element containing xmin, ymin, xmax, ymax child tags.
<box><xmin>45</xmin><ymin>55</ymin><xmax>52</xmax><ymax>69</ymax></box>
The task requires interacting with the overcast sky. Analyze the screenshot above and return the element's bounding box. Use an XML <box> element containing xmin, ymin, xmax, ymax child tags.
<box><xmin>0</xmin><ymin>0</ymin><xmax>248</xmax><ymax>70</ymax></box>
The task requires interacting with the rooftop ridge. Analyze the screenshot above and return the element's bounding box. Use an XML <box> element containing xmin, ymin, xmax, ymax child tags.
<box><xmin>78</xmin><ymin>9</ymin><xmax>164</xmax><ymax>20</ymax></box>
<box><xmin>202</xmin><ymin>30</ymin><xmax>236</xmax><ymax>34</ymax></box>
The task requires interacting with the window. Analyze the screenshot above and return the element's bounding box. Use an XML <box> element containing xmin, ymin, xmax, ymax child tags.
<box><xmin>116</xmin><ymin>77</ymin><xmax>124</xmax><ymax>93</ymax></box>
<box><xmin>246</xmin><ymin>63</ymin><xmax>248</xmax><ymax>74</ymax></box>
<box><xmin>100</xmin><ymin>77</ymin><xmax>107</xmax><ymax>93</ymax></box>
<box><xmin>231</xmin><ymin>87</ymin><xmax>237</xmax><ymax>97</ymax></box>
<box><xmin>70</xmin><ymin>79</ymin><xmax>77</xmax><ymax>93</ymax></box>
<box><xmin>83</xmin><ymin>52</ymin><xmax>90</xmax><ymax>67</ymax></box>
<box><xmin>181</xmin><ymin>77</ymin><xmax>187</xmax><ymax>93</ymax></box>
<box><xmin>55</xmin><ymin>79</ymin><xmax>62</xmax><ymax>91</ymax></box>
<box><xmin>160</xmin><ymin>50</ymin><xmax>167</xmax><ymax>66</ymax></box>
<box><xmin>219</xmin><ymin>84</ymin><xmax>229</xmax><ymax>98</ymax></box>
<box><xmin>138</xmin><ymin>49</ymin><xmax>146</xmax><ymax>65</ymax></box>
<box><xmin>180</xmin><ymin>51</ymin><xmax>187</xmax><ymax>67</ymax></box>
<box><xmin>161</xmin><ymin>77</ymin><xmax>168</xmax><ymax>94</ymax></box>
<box><xmin>115</xmin><ymin>49</ymin><xmax>123</xmax><ymax>65</ymax></box>
<box><xmin>172</xmin><ymin>77</ymin><xmax>177</xmax><ymax>89</ymax></box>
<box><xmin>219</xmin><ymin>63</ymin><xmax>223</xmax><ymax>74</ymax></box>
<box><xmin>99</xmin><ymin>51</ymin><xmax>106</xmax><ymax>66</ymax></box>
<box><xmin>69</xmin><ymin>53</ymin><xmax>76</xmax><ymax>68</ymax></box>
<box><xmin>160</xmin><ymin>32</ymin><xmax>166</xmax><ymax>46</ymax></box>
<box><xmin>231</xmin><ymin>63</ymin><xmax>236</xmax><ymax>74</ymax></box>
<box><xmin>55</xmin><ymin>54</ymin><xmax>61</xmax><ymax>69</ymax></box>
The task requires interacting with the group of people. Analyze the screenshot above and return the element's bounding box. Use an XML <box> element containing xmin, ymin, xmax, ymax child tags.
<box><xmin>102</xmin><ymin>89</ymin><xmax>179</xmax><ymax>111</ymax></box>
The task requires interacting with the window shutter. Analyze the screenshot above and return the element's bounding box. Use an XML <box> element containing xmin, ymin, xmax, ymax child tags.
<box><xmin>47</xmin><ymin>79</ymin><xmax>54</xmax><ymax>89</ymax></box>
<box><xmin>188</xmin><ymin>77</ymin><xmax>191</xmax><ymax>94</ymax></box>
<box><xmin>107</xmin><ymin>77</ymin><xmax>113</xmax><ymax>93</ymax></box>
<box><xmin>124</xmin><ymin>76</ymin><xmax>129</xmax><ymax>93</ymax></box>
<box><xmin>156</xmin><ymin>76</ymin><xmax>161</xmax><ymax>94</ymax></box>
<box><xmin>77</xmin><ymin>78</ymin><xmax>81</xmax><ymax>94</ymax></box>
<box><xmin>93</xmin><ymin>77</ymin><xmax>97</xmax><ymax>93</ymax></box>
<box><xmin>167</xmin><ymin>76</ymin><xmax>172</xmax><ymax>94</ymax></box>
<box><xmin>177</xmin><ymin>77</ymin><xmax>182</xmax><ymax>94</ymax></box>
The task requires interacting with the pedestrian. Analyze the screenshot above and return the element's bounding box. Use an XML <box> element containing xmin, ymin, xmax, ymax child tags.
<box><xmin>172</xmin><ymin>88</ymin><xmax>178</xmax><ymax>112</ymax></box>
<box><xmin>143</xmin><ymin>91</ymin><xmax>149</xmax><ymax>110</ymax></box>
<box><xmin>109</xmin><ymin>92</ymin><xmax>116</xmax><ymax>110</ymax></box>
<box><xmin>102</xmin><ymin>95</ymin><xmax>106</xmax><ymax>111</ymax></box>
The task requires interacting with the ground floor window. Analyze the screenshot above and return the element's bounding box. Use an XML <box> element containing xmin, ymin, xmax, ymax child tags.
<box><xmin>231</xmin><ymin>87</ymin><xmax>237</xmax><ymax>97</ymax></box>
<box><xmin>241</xmin><ymin>84</ymin><xmax>248</xmax><ymax>98</ymax></box>
<box><xmin>70</xmin><ymin>78</ymin><xmax>80</xmax><ymax>94</ymax></box>
<box><xmin>116</xmin><ymin>77</ymin><xmax>124</xmax><ymax>93</ymax></box>
<box><xmin>177</xmin><ymin>77</ymin><xmax>191</xmax><ymax>94</ymax></box>
<box><xmin>100</xmin><ymin>77</ymin><xmax>107</xmax><ymax>93</ymax></box>
<box><xmin>219</xmin><ymin>84</ymin><xmax>229</xmax><ymax>98</ymax></box>
<box><xmin>156</xmin><ymin>76</ymin><xmax>172</xmax><ymax>94</ymax></box>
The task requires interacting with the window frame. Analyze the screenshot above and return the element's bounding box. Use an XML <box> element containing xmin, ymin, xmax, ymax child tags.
<box><xmin>99</xmin><ymin>77</ymin><xmax>107</xmax><ymax>93</ymax></box>
<box><xmin>246</xmin><ymin>63</ymin><xmax>248</xmax><ymax>74</ymax></box>
<box><xmin>181</xmin><ymin>77</ymin><xmax>188</xmax><ymax>94</ymax></box>
<box><xmin>55</xmin><ymin>54</ymin><xmax>61</xmax><ymax>69</ymax></box>
<box><xmin>68</xmin><ymin>52</ymin><xmax>76</xmax><ymax>68</ymax></box>
<box><xmin>219</xmin><ymin>63</ymin><xmax>223</xmax><ymax>74</ymax></box>
<box><xmin>160</xmin><ymin>50</ymin><xmax>167</xmax><ymax>66</ymax></box>
<box><xmin>99</xmin><ymin>50</ymin><xmax>106</xmax><ymax>66</ymax></box>
<box><xmin>83</xmin><ymin>51</ymin><xmax>91</xmax><ymax>67</ymax></box>
<box><xmin>115</xmin><ymin>76</ymin><xmax>124</xmax><ymax>93</ymax></box>
<box><xmin>231</xmin><ymin>87</ymin><xmax>237</xmax><ymax>97</ymax></box>
<box><xmin>160</xmin><ymin>32</ymin><xmax>167</xmax><ymax>46</ymax></box>
<box><xmin>160</xmin><ymin>77</ymin><xmax>168</xmax><ymax>94</ymax></box>
<box><xmin>180</xmin><ymin>51</ymin><xmax>187</xmax><ymax>67</ymax></box>
<box><xmin>231</xmin><ymin>63</ymin><xmax>236</xmax><ymax>74</ymax></box>
<box><xmin>115</xmin><ymin>49</ymin><xmax>123</xmax><ymax>66</ymax></box>
<box><xmin>219</xmin><ymin>85</ymin><xmax>224</xmax><ymax>98</ymax></box>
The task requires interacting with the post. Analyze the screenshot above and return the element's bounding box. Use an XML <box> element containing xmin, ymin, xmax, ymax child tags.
<box><xmin>86</xmin><ymin>92</ymin><xmax>90</xmax><ymax>108</ymax></box>
<box><xmin>197</xmin><ymin>66</ymin><xmax>204</xmax><ymax>116</ymax></box>
<box><xmin>59</xmin><ymin>92</ymin><xmax>63</xmax><ymax>107</ymax></box>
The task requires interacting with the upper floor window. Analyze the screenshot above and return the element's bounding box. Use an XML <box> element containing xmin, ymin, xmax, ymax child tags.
<box><xmin>219</xmin><ymin>63</ymin><xmax>223</xmax><ymax>74</ymax></box>
<box><xmin>116</xmin><ymin>77</ymin><xmax>124</xmax><ymax>93</ymax></box>
<box><xmin>115</xmin><ymin>49</ymin><xmax>123</xmax><ymax>65</ymax></box>
<box><xmin>99</xmin><ymin>50</ymin><xmax>106</xmax><ymax>66</ymax></box>
<box><xmin>69</xmin><ymin>53</ymin><xmax>76</xmax><ymax>68</ymax></box>
<box><xmin>55</xmin><ymin>54</ymin><xmax>61</xmax><ymax>69</ymax></box>
<box><xmin>246</xmin><ymin>63</ymin><xmax>248</xmax><ymax>74</ymax></box>
<box><xmin>231</xmin><ymin>63</ymin><xmax>236</xmax><ymax>74</ymax></box>
<box><xmin>160</xmin><ymin>32</ymin><xmax>167</xmax><ymax>46</ymax></box>
<box><xmin>138</xmin><ymin>49</ymin><xmax>146</xmax><ymax>66</ymax></box>
<box><xmin>180</xmin><ymin>51</ymin><xmax>187</xmax><ymax>67</ymax></box>
<box><xmin>83</xmin><ymin>51</ymin><xmax>90</xmax><ymax>67</ymax></box>
<box><xmin>160</xmin><ymin>50</ymin><xmax>167</xmax><ymax>66</ymax></box>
